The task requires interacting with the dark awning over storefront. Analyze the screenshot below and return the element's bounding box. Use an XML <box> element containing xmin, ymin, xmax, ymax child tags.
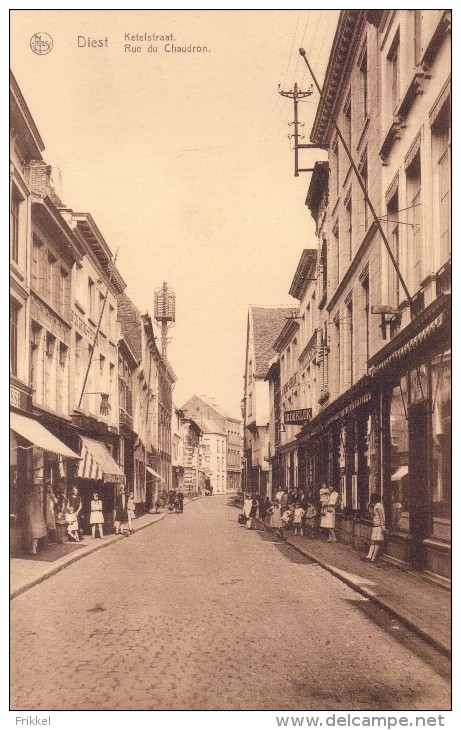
<box><xmin>146</xmin><ymin>465</ymin><xmax>164</xmax><ymax>482</ymax></box>
<box><xmin>78</xmin><ymin>436</ymin><xmax>125</xmax><ymax>483</ymax></box>
<box><xmin>10</xmin><ymin>412</ymin><xmax>81</xmax><ymax>459</ymax></box>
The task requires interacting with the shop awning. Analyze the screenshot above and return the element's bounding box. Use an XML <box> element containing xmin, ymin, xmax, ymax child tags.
<box><xmin>78</xmin><ymin>436</ymin><xmax>125</xmax><ymax>483</ymax></box>
<box><xmin>391</xmin><ymin>465</ymin><xmax>409</xmax><ymax>482</ymax></box>
<box><xmin>10</xmin><ymin>412</ymin><xmax>81</xmax><ymax>459</ymax></box>
<box><xmin>146</xmin><ymin>465</ymin><xmax>164</xmax><ymax>481</ymax></box>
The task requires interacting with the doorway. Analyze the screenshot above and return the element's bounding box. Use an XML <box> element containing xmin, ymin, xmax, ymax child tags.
<box><xmin>408</xmin><ymin>401</ymin><xmax>430</xmax><ymax>569</ymax></box>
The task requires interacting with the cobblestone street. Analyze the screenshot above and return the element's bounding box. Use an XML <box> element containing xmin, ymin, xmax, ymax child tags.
<box><xmin>10</xmin><ymin>497</ymin><xmax>450</xmax><ymax>711</ymax></box>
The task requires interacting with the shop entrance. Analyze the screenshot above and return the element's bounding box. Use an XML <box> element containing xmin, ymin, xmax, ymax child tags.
<box><xmin>408</xmin><ymin>401</ymin><xmax>430</xmax><ymax>569</ymax></box>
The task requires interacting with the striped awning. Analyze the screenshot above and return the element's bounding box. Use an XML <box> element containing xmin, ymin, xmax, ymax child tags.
<box><xmin>78</xmin><ymin>436</ymin><xmax>125</xmax><ymax>483</ymax></box>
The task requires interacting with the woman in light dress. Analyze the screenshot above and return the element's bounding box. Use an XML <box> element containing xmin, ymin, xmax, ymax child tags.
<box><xmin>89</xmin><ymin>490</ymin><xmax>104</xmax><ymax>539</ymax></box>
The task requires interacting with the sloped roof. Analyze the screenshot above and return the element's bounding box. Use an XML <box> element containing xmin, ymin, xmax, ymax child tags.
<box><xmin>117</xmin><ymin>291</ymin><xmax>142</xmax><ymax>361</ymax></box>
<box><xmin>196</xmin><ymin>394</ymin><xmax>240</xmax><ymax>422</ymax></box>
<box><xmin>192</xmin><ymin>418</ymin><xmax>226</xmax><ymax>436</ymax></box>
<box><xmin>251</xmin><ymin>306</ymin><xmax>298</xmax><ymax>377</ymax></box>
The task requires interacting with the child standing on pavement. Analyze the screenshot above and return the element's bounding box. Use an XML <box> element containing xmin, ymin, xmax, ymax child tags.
<box><xmin>127</xmin><ymin>491</ymin><xmax>136</xmax><ymax>533</ymax></box>
<box><xmin>66</xmin><ymin>505</ymin><xmax>80</xmax><ymax>542</ymax></box>
<box><xmin>362</xmin><ymin>493</ymin><xmax>386</xmax><ymax>563</ymax></box>
<box><xmin>293</xmin><ymin>503</ymin><xmax>305</xmax><ymax>536</ymax></box>
<box><xmin>90</xmin><ymin>491</ymin><xmax>105</xmax><ymax>539</ymax></box>
<box><xmin>269</xmin><ymin>501</ymin><xmax>284</xmax><ymax>541</ymax></box>
<box><xmin>305</xmin><ymin>501</ymin><xmax>317</xmax><ymax>538</ymax></box>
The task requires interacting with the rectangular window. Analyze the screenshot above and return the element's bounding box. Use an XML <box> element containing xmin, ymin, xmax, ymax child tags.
<box><xmin>439</xmin><ymin>149</ymin><xmax>450</xmax><ymax>262</ymax></box>
<box><xmin>47</xmin><ymin>253</ymin><xmax>57</xmax><ymax>308</ymax></box>
<box><xmin>344</xmin><ymin>96</ymin><xmax>352</xmax><ymax>155</ymax></box>
<box><xmin>109</xmin><ymin>304</ymin><xmax>115</xmax><ymax>339</ymax></box>
<box><xmin>75</xmin><ymin>333</ymin><xmax>82</xmax><ymax>402</ymax></box>
<box><xmin>359</xmin><ymin>45</ymin><xmax>368</xmax><ymax>121</ymax></box>
<box><xmin>431</xmin><ymin>352</ymin><xmax>451</xmax><ymax>532</ymax></box>
<box><xmin>30</xmin><ymin>322</ymin><xmax>41</xmax><ymax>392</ymax></box>
<box><xmin>431</xmin><ymin>93</ymin><xmax>450</xmax><ymax>266</ymax></box>
<box><xmin>88</xmin><ymin>278</ymin><xmax>95</xmax><ymax>319</ymax></box>
<box><xmin>347</xmin><ymin>299</ymin><xmax>354</xmax><ymax>387</ymax></box>
<box><xmin>332</xmin><ymin>141</ymin><xmax>339</xmax><ymax>199</ymax></box>
<box><xmin>362</xmin><ymin>275</ymin><xmax>370</xmax><ymax>366</ymax></box>
<box><xmin>99</xmin><ymin>354</ymin><xmax>105</xmax><ymax>378</ymax></box>
<box><xmin>346</xmin><ymin>198</ymin><xmax>352</xmax><ymax>263</ymax></box>
<box><xmin>389</xmin><ymin>34</ymin><xmax>400</xmax><ymax>113</ymax></box>
<box><xmin>32</xmin><ymin>235</ymin><xmax>43</xmax><ymax>293</ymax></box>
<box><xmin>99</xmin><ymin>291</ymin><xmax>105</xmax><ymax>324</ymax></box>
<box><xmin>10</xmin><ymin>301</ymin><xmax>19</xmax><ymax>375</ymax></box>
<box><xmin>57</xmin><ymin>343</ymin><xmax>68</xmax><ymax>413</ymax></box>
<box><xmin>414</xmin><ymin>10</ymin><xmax>422</xmax><ymax>67</ymax></box>
<box><xmin>335</xmin><ymin>317</ymin><xmax>341</xmax><ymax>394</ymax></box>
<box><xmin>360</xmin><ymin>153</ymin><xmax>369</xmax><ymax>233</ymax></box>
<box><xmin>406</xmin><ymin>151</ymin><xmax>422</xmax><ymax>292</ymax></box>
<box><xmin>46</xmin><ymin>332</ymin><xmax>56</xmax><ymax>358</ymax></box>
<box><xmin>10</xmin><ymin>186</ymin><xmax>21</xmax><ymax>264</ymax></box>
<box><xmin>59</xmin><ymin>268</ymin><xmax>69</xmax><ymax>318</ymax></box>
<box><xmin>387</xmin><ymin>192</ymin><xmax>400</xmax><ymax>307</ymax></box>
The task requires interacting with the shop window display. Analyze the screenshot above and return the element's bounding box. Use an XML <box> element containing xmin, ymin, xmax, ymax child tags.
<box><xmin>390</xmin><ymin>377</ymin><xmax>409</xmax><ymax>532</ymax></box>
<box><xmin>431</xmin><ymin>352</ymin><xmax>451</xmax><ymax>537</ymax></box>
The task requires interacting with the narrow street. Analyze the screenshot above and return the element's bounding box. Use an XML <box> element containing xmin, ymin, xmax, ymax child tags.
<box><xmin>10</xmin><ymin>497</ymin><xmax>450</xmax><ymax>712</ymax></box>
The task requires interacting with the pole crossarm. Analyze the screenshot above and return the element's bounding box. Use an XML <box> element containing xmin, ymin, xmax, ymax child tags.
<box><xmin>299</xmin><ymin>48</ymin><xmax>413</xmax><ymax>310</ymax></box>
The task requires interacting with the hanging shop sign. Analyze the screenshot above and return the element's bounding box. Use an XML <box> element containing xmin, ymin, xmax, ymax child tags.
<box><xmin>284</xmin><ymin>408</ymin><xmax>312</xmax><ymax>425</ymax></box>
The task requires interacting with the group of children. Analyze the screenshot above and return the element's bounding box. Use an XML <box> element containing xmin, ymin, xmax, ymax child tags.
<box><xmin>266</xmin><ymin>497</ymin><xmax>318</xmax><ymax>540</ymax></box>
<box><xmin>59</xmin><ymin>488</ymin><xmax>136</xmax><ymax>542</ymax></box>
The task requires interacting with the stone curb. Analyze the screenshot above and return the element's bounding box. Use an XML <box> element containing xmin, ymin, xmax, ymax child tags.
<box><xmin>10</xmin><ymin>497</ymin><xmax>204</xmax><ymax>600</ymax></box>
<box><xmin>237</xmin><ymin>505</ymin><xmax>451</xmax><ymax>659</ymax></box>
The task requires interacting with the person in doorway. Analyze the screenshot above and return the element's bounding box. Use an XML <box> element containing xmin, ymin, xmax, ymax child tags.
<box><xmin>67</xmin><ymin>486</ymin><xmax>83</xmax><ymax>539</ymax></box>
<box><xmin>66</xmin><ymin>505</ymin><xmax>80</xmax><ymax>542</ymax></box>
<box><xmin>320</xmin><ymin>484</ymin><xmax>339</xmax><ymax>542</ymax></box>
<box><xmin>127</xmin><ymin>491</ymin><xmax>136</xmax><ymax>533</ymax></box>
<box><xmin>362</xmin><ymin>493</ymin><xmax>386</xmax><ymax>564</ymax></box>
<box><xmin>90</xmin><ymin>491</ymin><xmax>105</xmax><ymax>539</ymax></box>
<box><xmin>55</xmin><ymin>489</ymin><xmax>68</xmax><ymax>544</ymax></box>
<box><xmin>114</xmin><ymin>486</ymin><xmax>128</xmax><ymax>534</ymax></box>
<box><xmin>25</xmin><ymin>483</ymin><xmax>47</xmax><ymax>555</ymax></box>
<box><xmin>45</xmin><ymin>481</ymin><xmax>58</xmax><ymax>543</ymax></box>
<box><xmin>319</xmin><ymin>483</ymin><xmax>330</xmax><ymax>539</ymax></box>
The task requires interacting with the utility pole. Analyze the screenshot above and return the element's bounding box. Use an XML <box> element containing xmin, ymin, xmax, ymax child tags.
<box><xmin>298</xmin><ymin>47</ymin><xmax>413</xmax><ymax>311</ymax></box>
<box><xmin>279</xmin><ymin>82</ymin><xmax>318</xmax><ymax>176</ymax></box>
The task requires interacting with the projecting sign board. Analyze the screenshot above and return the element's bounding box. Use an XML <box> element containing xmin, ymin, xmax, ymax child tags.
<box><xmin>284</xmin><ymin>408</ymin><xmax>312</xmax><ymax>425</ymax></box>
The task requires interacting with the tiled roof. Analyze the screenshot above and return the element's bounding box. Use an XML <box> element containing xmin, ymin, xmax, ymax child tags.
<box><xmin>117</xmin><ymin>291</ymin><xmax>142</xmax><ymax>361</ymax></box>
<box><xmin>251</xmin><ymin>306</ymin><xmax>298</xmax><ymax>377</ymax></box>
<box><xmin>198</xmin><ymin>418</ymin><xmax>226</xmax><ymax>436</ymax></box>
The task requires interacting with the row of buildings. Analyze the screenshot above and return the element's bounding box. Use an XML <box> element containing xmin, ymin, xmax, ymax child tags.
<box><xmin>243</xmin><ymin>10</ymin><xmax>451</xmax><ymax>585</ymax></box>
<box><xmin>10</xmin><ymin>72</ymin><xmax>242</xmax><ymax>555</ymax></box>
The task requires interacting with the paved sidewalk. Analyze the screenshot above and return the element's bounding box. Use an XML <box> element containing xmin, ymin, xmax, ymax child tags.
<box><xmin>255</xmin><ymin>518</ymin><xmax>451</xmax><ymax>658</ymax></box>
<box><xmin>10</xmin><ymin>497</ymin><xmax>202</xmax><ymax>600</ymax></box>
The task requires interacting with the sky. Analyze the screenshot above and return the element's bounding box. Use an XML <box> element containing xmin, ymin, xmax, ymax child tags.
<box><xmin>10</xmin><ymin>9</ymin><xmax>339</xmax><ymax>419</ymax></box>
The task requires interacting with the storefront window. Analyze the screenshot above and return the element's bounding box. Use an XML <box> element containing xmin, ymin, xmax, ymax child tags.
<box><xmin>390</xmin><ymin>377</ymin><xmax>409</xmax><ymax>532</ymax></box>
<box><xmin>365</xmin><ymin>412</ymin><xmax>379</xmax><ymax>504</ymax></box>
<box><xmin>409</xmin><ymin>364</ymin><xmax>428</xmax><ymax>403</ymax></box>
<box><xmin>431</xmin><ymin>352</ymin><xmax>451</xmax><ymax>535</ymax></box>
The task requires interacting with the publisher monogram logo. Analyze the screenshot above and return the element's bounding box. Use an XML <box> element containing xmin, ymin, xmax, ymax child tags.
<box><xmin>30</xmin><ymin>33</ymin><xmax>53</xmax><ymax>55</ymax></box>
